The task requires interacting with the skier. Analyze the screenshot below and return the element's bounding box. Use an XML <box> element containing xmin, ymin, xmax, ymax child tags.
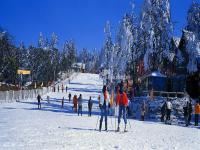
<box><xmin>88</xmin><ymin>96</ymin><xmax>93</xmax><ymax>116</ymax></box>
<box><xmin>57</xmin><ymin>85</ymin><xmax>59</xmax><ymax>92</ymax></box>
<box><xmin>116</xmin><ymin>86</ymin><xmax>128</xmax><ymax>132</ymax></box>
<box><xmin>78</xmin><ymin>94</ymin><xmax>83</xmax><ymax>116</ymax></box>
<box><xmin>61</xmin><ymin>84</ymin><xmax>64</xmax><ymax>93</ymax></box>
<box><xmin>66</xmin><ymin>86</ymin><xmax>68</xmax><ymax>93</ymax></box>
<box><xmin>99</xmin><ymin>85</ymin><xmax>110</xmax><ymax>132</ymax></box>
<box><xmin>194</xmin><ymin>100</ymin><xmax>200</xmax><ymax>126</ymax></box>
<box><xmin>165</xmin><ymin>98</ymin><xmax>172</xmax><ymax>124</ymax></box>
<box><xmin>161</xmin><ymin>102</ymin><xmax>166</xmax><ymax>122</ymax></box>
<box><xmin>37</xmin><ymin>94</ymin><xmax>42</xmax><ymax>109</ymax></box>
<box><xmin>69</xmin><ymin>93</ymin><xmax>72</xmax><ymax>102</ymax></box>
<box><xmin>47</xmin><ymin>95</ymin><xmax>50</xmax><ymax>103</ymax></box>
<box><xmin>73</xmin><ymin>95</ymin><xmax>78</xmax><ymax>112</ymax></box>
<box><xmin>61</xmin><ymin>97</ymin><xmax>64</xmax><ymax>108</ymax></box>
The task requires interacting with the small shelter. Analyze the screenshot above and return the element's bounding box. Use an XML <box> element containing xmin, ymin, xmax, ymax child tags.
<box><xmin>141</xmin><ymin>71</ymin><xmax>167</xmax><ymax>91</ymax></box>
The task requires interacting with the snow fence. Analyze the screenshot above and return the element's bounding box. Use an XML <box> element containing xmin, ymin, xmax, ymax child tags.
<box><xmin>0</xmin><ymin>87</ymin><xmax>50</xmax><ymax>104</ymax></box>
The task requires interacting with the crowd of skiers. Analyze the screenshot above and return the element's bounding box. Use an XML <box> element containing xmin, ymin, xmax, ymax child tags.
<box><xmin>52</xmin><ymin>84</ymin><xmax>68</xmax><ymax>93</ymax></box>
<box><xmin>36</xmin><ymin>82</ymin><xmax>200</xmax><ymax>130</ymax></box>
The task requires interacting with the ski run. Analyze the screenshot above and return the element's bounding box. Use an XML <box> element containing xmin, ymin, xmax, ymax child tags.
<box><xmin>0</xmin><ymin>73</ymin><xmax>199</xmax><ymax>150</ymax></box>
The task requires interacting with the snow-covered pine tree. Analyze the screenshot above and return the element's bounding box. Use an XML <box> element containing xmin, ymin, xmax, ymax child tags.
<box><xmin>38</xmin><ymin>32</ymin><xmax>45</xmax><ymax>49</ymax></box>
<box><xmin>115</xmin><ymin>12</ymin><xmax>135</xmax><ymax>79</ymax></box>
<box><xmin>184</xmin><ymin>2</ymin><xmax>200</xmax><ymax>74</ymax></box>
<box><xmin>17</xmin><ymin>42</ymin><xmax>28</xmax><ymax>69</ymax></box>
<box><xmin>102</xmin><ymin>21</ymin><xmax>114</xmax><ymax>82</ymax></box>
<box><xmin>141</xmin><ymin>0</ymin><xmax>173</xmax><ymax>72</ymax></box>
<box><xmin>186</xmin><ymin>2</ymin><xmax>200</xmax><ymax>40</ymax></box>
<box><xmin>61</xmin><ymin>40</ymin><xmax>76</xmax><ymax>72</ymax></box>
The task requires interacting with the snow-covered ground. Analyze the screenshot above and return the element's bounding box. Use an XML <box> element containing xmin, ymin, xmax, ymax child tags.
<box><xmin>0</xmin><ymin>73</ymin><xmax>199</xmax><ymax>150</ymax></box>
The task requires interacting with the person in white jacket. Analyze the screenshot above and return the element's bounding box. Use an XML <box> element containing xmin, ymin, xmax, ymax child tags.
<box><xmin>99</xmin><ymin>85</ymin><xmax>110</xmax><ymax>131</ymax></box>
<box><xmin>166</xmin><ymin>98</ymin><xmax>172</xmax><ymax>123</ymax></box>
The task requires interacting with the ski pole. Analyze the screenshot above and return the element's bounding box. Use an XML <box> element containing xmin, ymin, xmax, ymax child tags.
<box><xmin>127</xmin><ymin>118</ymin><xmax>131</xmax><ymax>129</ymax></box>
<box><xmin>95</xmin><ymin>113</ymin><xmax>100</xmax><ymax>130</ymax></box>
<box><xmin>115</xmin><ymin>106</ymin><xmax>116</xmax><ymax>131</ymax></box>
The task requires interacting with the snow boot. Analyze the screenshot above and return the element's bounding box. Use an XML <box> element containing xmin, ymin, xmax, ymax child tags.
<box><xmin>124</xmin><ymin>124</ymin><xmax>128</xmax><ymax>132</ymax></box>
<box><xmin>99</xmin><ymin>122</ymin><xmax>102</xmax><ymax>132</ymax></box>
<box><xmin>116</xmin><ymin>126</ymin><xmax>120</xmax><ymax>132</ymax></box>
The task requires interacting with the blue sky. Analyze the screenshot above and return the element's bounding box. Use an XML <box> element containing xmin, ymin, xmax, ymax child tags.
<box><xmin>0</xmin><ymin>0</ymin><xmax>199</xmax><ymax>51</ymax></box>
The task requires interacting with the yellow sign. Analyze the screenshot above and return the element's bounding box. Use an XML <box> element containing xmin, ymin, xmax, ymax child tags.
<box><xmin>17</xmin><ymin>69</ymin><xmax>31</xmax><ymax>75</ymax></box>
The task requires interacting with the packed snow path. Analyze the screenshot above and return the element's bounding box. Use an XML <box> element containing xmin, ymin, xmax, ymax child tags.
<box><xmin>0</xmin><ymin>73</ymin><xmax>199</xmax><ymax>150</ymax></box>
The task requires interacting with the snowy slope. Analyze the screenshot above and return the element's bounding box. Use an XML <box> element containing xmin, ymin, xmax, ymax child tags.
<box><xmin>0</xmin><ymin>73</ymin><xmax>199</xmax><ymax>150</ymax></box>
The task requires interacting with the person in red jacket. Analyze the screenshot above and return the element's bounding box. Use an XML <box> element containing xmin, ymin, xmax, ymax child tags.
<box><xmin>116</xmin><ymin>86</ymin><xmax>128</xmax><ymax>132</ymax></box>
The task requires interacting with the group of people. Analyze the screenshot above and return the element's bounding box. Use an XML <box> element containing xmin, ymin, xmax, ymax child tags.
<box><xmin>161</xmin><ymin>97</ymin><xmax>200</xmax><ymax>126</ymax></box>
<box><xmin>37</xmin><ymin>82</ymin><xmax>200</xmax><ymax>130</ymax></box>
<box><xmin>183</xmin><ymin>99</ymin><xmax>200</xmax><ymax>127</ymax></box>
<box><xmin>72</xmin><ymin>94</ymin><xmax>93</xmax><ymax>117</ymax></box>
<box><xmin>99</xmin><ymin>83</ymin><xmax>129</xmax><ymax>132</ymax></box>
<box><xmin>161</xmin><ymin>98</ymin><xmax>173</xmax><ymax>124</ymax></box>
<box><xmin>52</xmin><ymin>84</ymin><xmax>68</xmax><ymax>93</ymax></box>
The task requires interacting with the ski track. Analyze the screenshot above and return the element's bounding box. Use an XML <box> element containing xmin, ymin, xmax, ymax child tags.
<box><xmin>0</xmin><ymin>73</ymin><xmax>199</xmax><ymax>150</ymax></box>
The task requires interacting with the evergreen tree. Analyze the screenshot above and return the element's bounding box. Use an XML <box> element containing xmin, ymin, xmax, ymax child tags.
<box><xmin>141</xmin><ymin>0</ymin><xmax>173</xmax><ymax>71</ymax></box>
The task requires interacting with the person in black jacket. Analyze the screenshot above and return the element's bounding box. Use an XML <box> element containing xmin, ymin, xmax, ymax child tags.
<box><xmin>183</xmin><ymin>105</ymin><xmax>189</xmax><ymax>126</ymax></box>
<box><xmin>88</xmin><ymin>96</ymin><xmax>93</xmax><ymax>116</ymax></box>
<box><xmin>68</xmin><ymin>93</ymin><xmax>72</xmax><ymax>102</ymax></box>
<box><xmin>161</xmin><ymin>102</ymin><xmax>166</xmax><ymax>122</ymax></box>
<box><xmin>187</xmin><ymin>100</ymin><xmax>193</xmax><ymax>125</ymax></box>
<box><xmin>37</xmin><ymin>94</ymin><xmax>42</xmax><ymax>109</ymax></box>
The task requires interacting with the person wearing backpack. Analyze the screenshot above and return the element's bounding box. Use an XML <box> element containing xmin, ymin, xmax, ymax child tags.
<box><xmin>99</xmin><ymin>85</ymin><xmax>110</xmax><ymax>132</ymax></box>
<box><xmin>116</xmin><ymin>86</ymin><xmax>128</xmax><ymax>132</ymax></box>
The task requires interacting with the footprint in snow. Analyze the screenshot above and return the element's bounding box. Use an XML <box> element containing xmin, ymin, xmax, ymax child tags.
<box><xmin>114</xmin><ymin>145</ymin><xmax>119</xmax><ymax>149</ymax></box>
